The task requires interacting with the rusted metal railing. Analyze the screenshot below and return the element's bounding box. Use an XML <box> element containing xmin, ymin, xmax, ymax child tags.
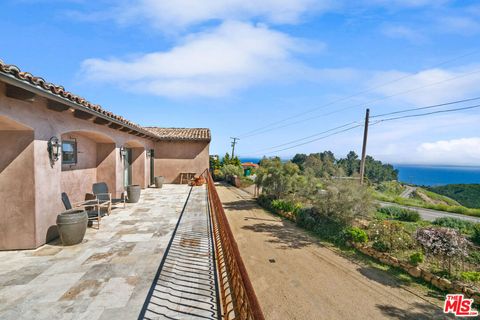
<box><xmin>203</xmin><ymin>170</ymin><xmax>265</xmax><ymax>320</ymax></box>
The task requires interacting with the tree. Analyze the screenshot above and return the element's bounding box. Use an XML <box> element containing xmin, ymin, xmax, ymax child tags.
<box><xmin>222</xmin><ymin>153</ymin><xmax>231</xmax><ymax>166</ymax></box>
<box><xmin>209</xmin><ymin>155</ymin><xmax>221</xmax><ymax>170</ymax></box>
<box><xmin>256</xmin><ymin>158</ymin><xmax>306</xmax><ymax>199</ymax></box>
<box><xmin>292</xmin><ymin>153</ymin><xmax>307</xmax><ymax>170</ymax></box>
<box><xmin>338</xmin><ymin>151</ymin><xmax>360</xmax><ymax>176</ymax></box>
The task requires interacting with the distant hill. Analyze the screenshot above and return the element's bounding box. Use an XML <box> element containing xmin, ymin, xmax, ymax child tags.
<box><xmin>427</xmin><ymin>184</ymin><xmax>480</xmax><ymax>209</ymax></box>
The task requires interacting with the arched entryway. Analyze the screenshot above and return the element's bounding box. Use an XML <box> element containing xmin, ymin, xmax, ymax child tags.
<box><xmin>124</xmin><ymin>140</ymin><xmax>147</xmax><ymax>189</ymax></box>
<box><xmin>60</xmin><ymin>130</ymin><xmax>116</xmax><ymax>204</ymax></box>
<box><xmin>0</xmin><ymin>116</ymin><xmax>35</xmax><ymax>250</ymax></box>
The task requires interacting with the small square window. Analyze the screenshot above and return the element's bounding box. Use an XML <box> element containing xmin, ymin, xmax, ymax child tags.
<box><xmin>62</xmin><ymin>140</ymin><xmax>77</xmax><ymax>164</ymax></box>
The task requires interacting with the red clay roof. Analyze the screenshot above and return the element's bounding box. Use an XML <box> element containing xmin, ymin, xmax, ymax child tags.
<box><xmin>0</xmin><ymin>59</ymin><xmax>211</xmax><ymax>142</ymax></box>
<box><xmin>242</xmin><ymin>162</ymin><xmax>259</xmax><ymax>168</ymax></box>
<box><xmin>144</xmin><ymin>127</ymin><xmax>211</xmax><ymax>141</ymax></box>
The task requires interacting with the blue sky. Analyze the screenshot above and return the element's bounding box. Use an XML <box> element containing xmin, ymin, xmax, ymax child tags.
<box><xmin>2</xmin><ymin>0</ymin><xmax>480</xmax><ymax>165</ymax></box>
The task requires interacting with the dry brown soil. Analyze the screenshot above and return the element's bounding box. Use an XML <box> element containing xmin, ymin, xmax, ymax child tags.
<box><xmin>217</xmin><ymin>184</ymin><xmax>451</xmax><ymax>320</ymax></box>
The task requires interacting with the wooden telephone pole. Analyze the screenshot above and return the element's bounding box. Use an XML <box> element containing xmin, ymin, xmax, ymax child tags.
<box><xmin>359</xmin><ymin>108</ymin><xmax>370</xmax><ymax>185</ymax></box>
<box><xmin>230</xmin><ymin>137</ymin><xmax>239</xmax><ymax>158</ymax></box>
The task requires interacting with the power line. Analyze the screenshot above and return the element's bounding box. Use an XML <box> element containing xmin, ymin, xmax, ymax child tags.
<box><xmin>240</xmin><ymin>67</ymin><xmax>480</xmax><ymax>139</ymax></box>
<box><xmin>245</xmin><ymin>124</ymin><xmax>363</xmax><ymax>156</ymax></box>
<box><xmin>372</xmin><ymin>103</ymin><xmax>480</xmax><ymax>124</ymax></box>
<box><xmin>371</xmin><ymin>96</ymin><xmax>480</xmax><ymax>118</ymax></box>
<box><xmin>237</xmin><ymin>49</ymin><xmax>480</xmax><ymax>138</ymax></box>
<box><xmin>241</xmin><ymin>102</ymin><xmax>480</xmax><ymax>157</ymax></box>
<box><xmin>246</xmin><ymin>121</ymin><xmax>359</xmax><ymax>153</ymax></box>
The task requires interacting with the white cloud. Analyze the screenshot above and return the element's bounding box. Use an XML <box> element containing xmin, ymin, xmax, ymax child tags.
<box><xmin>368</xmin><ymin>65</ymin><xmax>480</xmax><ymax>105</ymax></box>
<box><xmin>114</xmin><ymin>0</ymin><xmax>333</xmax><ymax>31</ymax></box>
<box><xmin>381</xmin><ymin>25</ymin><xmax>427</xmax><ymax>43</ymax></box>
<box><xmin>436</xmin><ymin>16</ymin><xmax>480</xmax><ymax>35</ymax></box>
<box><xmin>81</xmin><ymin>21</ymin><xmax>319</xmax><ymax>97</ymax></box>
<box><xmin>416</xmin><ymin>137</ymin><xmax>480</xmax><ymax>165</ymax></box>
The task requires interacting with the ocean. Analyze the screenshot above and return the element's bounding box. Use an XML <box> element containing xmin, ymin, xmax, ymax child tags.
<box><xmin>239</xmin><ymin>158</ymin><xmax>480</xmax><ymax>186</ymax></box>
<box><xmin>394</xmin><ymin>165</ymin><xmax>480</xmax><ymax>186</ymax></box>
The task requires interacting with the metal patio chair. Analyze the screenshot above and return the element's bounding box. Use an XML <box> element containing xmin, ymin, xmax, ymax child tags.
<box><xmin>61</xmin><ymin>192</ymin><xmax>105</xmax><ymax>229</ymax></box>
<box><xmin>92</xmin><ymin>182</ymin><xmax>125</xmax><ymax>213</ymax></box>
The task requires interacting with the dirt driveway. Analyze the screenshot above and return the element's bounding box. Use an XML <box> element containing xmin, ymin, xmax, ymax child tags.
<box><xmin>217</xmin><ymin>184</ymin><xmax>450</xmax><ymax>320</ymax></box>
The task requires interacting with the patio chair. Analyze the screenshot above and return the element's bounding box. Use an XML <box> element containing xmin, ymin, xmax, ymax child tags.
<box><xmin>92</xmin><ymin>182</ymin><xmax>125</xmax><ymax>212</ymax></box>
<box><xmin>61</xmin><ymin>192</ymin><xmax>105</xmax><ymax>229</ymax></box>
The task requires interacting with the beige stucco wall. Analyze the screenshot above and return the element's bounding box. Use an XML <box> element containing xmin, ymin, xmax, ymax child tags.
<box><xmin>154</xmin><ymin>140</ymin><xmax>210</xmax><ymax>183</ymax></box>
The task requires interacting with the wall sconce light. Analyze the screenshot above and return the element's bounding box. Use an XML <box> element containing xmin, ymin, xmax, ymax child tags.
<box><xmin>48</xmin><ymin>136</ymin><xmax>61</xmax><ymax>164</ymax></box>
<box><xmin>120</xmin><ymin>146</ymin><xmax>127</xmax><ymax>158</ymax></box>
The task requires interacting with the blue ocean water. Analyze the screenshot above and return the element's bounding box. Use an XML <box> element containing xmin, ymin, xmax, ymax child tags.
<box><xmin>394</xmin><ymin>165</ymin><xmax>480</xmax><ymax>186</ymax></box>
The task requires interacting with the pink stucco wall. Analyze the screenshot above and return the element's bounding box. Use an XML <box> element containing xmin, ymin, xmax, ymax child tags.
<box><xmin>154</xmin><ymin>140</ymin><xmax>209</xmax><ymax>183</ymax></box>
<box><xmin>0</xmin><ymin>129</ymin><xmax>36</xmax><ymax>250</ymax></box>
<box><xmin>0</xmin><ymin>80</ymin><xmax>210</xmax><ymax>250</ymax></box>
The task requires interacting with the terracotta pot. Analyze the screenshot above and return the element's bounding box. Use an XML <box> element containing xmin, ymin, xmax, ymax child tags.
<box><xmin>127</xmin><ymin>185</ymin><xmax>141</xmax><ymax>203</ymax></box>
<box><xmin>56</xmin><ymin>209</ymin><xmax>88</xmax><ymax>246</ymax></box>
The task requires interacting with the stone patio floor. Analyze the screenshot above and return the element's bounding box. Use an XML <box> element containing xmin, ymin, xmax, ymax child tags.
<box><xmin>0</xmin><ymin>184</ymin><xmax>217</xmax><ymax>320</ymax></box>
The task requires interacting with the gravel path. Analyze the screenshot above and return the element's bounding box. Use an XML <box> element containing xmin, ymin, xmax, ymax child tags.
<box><xmin>217</xmin><ymin>184</ymin><xmax>450</xmax><ymax>320</ymax></box>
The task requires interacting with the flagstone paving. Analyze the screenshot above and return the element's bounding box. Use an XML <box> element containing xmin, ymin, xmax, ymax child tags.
<box><xmin>0</xmin><ymin>184</ymin><xmax>213</xmax><ymax>320</ymax></box>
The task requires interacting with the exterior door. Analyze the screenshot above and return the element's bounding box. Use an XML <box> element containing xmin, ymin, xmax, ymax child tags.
<box><xmin>149</xmin><ymin>149</ymin><xmax>155</xmax><ymax>185</ymax></box>
<box><xmin>124</xmin><ymin>148</ymin><xmax>132</xmax><ymax>187</ymax></box>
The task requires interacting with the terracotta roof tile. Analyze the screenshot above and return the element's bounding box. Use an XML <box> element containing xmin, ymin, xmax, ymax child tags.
<box><xmin>0</xmin><ymin>59</ymin><xmax>211</xmax><ymax>142</ymax></box>
<box><xmin>144</xmin><ymin>127</ymin><xmax>211</xmax><ymax>141</ymax></box>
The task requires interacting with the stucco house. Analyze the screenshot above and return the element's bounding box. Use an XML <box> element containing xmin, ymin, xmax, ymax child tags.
<box><xmin>0</xmin><ymin>60</ymin><xmax>210</xmax><ymax>250</ymax></box>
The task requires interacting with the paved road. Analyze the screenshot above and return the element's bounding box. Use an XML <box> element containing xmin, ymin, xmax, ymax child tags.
<box><xmin>400</xmin><ymin>186</ymin><xmax>417</xmax><ymax>198</ymax></box>
<box><xmin>218</xmin><ymin>184</ymin><xmax>449</xmax><ymax>320</ymax></box>
<box><xmin>379</xmin><ymin>201</ymin><xmax>480</xmax><ymax>223</ymax></box>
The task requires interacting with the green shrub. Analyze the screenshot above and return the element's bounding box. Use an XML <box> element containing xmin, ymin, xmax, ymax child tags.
<box><xmin>472</xmin><ymin>224</ymin><xmax>480</xmax><ymax>245</ymax></box>
<box><xmin>460</xmin><ymin>271</ymin><xmax>480</xmax><ymax>282</ymax></box>
<box><xmin>466</xmin><ymin>250</ymin><xmax>480</xmax><ymax>265</ymax></box>
<box><xmin>409</xmin><ymin>252</ymin><xmax>424</xmax><ymax>266</ymax></box>
<box><xmin>369</xmin><ymin>220</ymin><xmax>415</xmax><ymax>252</ymax></box>
<box><xmin>296</xmin><ymin>208</ymin><xmax>345</xmax><ymax>243</ymax></box>
<box><xmin>296</xmin><ymin>208</ymin><xmax>316</xmax><ymax>231</ymax></box>
<box><xmin>344</xmin><ymin>227</ymin><xmax>368</xmax><ymax>244</ymax></box>
<box><xmin>372</xmin><ymin>241</ymin><xmax>389</xmax><ymax>252</ymax></box>
<box><xmin>378</xmin><ymin>206</ymin><xmax>420</xmax><ymax>222</ymax></box>
<box><xmin>221</xmin><ymin>164</ymin><xmax>244</xmax><ymax>178</ymax></box>
<box><xmin>271</xmin><ymin>199</ymin><xmax>302</xmax><ymax>215</ymax></box>
<box><xmin>257</xmin><ymin>194</ymin><xmax>274</xmax><ymax>210</ymax></box>
<box><xmin>432</xmin><ymin>217</ymin><xmax>475</xmax><ymax>234</ymax></box>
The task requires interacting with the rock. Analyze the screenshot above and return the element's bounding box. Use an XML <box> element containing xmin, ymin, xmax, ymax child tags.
<box><xmin>422</xmin><ymin>271</ymin><xmax>433</xmax><ymax>282</ymax></box>
<box><xmin>408</xmin><ymin>267</ymin><xmax>422</xmax><ymax>278</ymax></box>
<box><xmin>464</xmin><ymin>287</ymin><xmax>475</xmax><ymax>297</ymax></box>
<box><xmin>431</xmin><ymin>277</ymin><xmax>440</xmax><ymax>288</ymax></box>
<box><xmin>438</xmin><ymin>278</ymin><xmax>452</xmax><ymax>290</ymax></box>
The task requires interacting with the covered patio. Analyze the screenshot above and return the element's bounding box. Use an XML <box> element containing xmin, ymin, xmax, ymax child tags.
<box><xmin>0</xmin><ymin>185</ymin><xmax>195</xmax><ymax>319</ymax></box>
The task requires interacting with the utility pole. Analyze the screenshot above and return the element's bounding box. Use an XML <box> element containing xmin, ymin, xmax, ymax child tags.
<box><xmin>359</xmin><ymin>108</ymin><xmax>370</xmax><ymax>185</ymax></box>
<box><xmin>230</xmin><ymin>137</ymin><xmax>239</xmax><ymax>158</ymax></box>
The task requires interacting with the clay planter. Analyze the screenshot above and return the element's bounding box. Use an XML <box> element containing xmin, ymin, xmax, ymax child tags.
<box><xmin>127</xmin><ymin>185</ymin><xmax>141</xmax><ymax>203</ymax></box>
<box><xmin>154</xmin><ymin>176</ymin><xmax>164</xmax><ymax>188</ymax></box>
<box><xmin>56</xmin><ymin>209</ymin><xmax>88</xmax><ymax>246</ymax></box>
